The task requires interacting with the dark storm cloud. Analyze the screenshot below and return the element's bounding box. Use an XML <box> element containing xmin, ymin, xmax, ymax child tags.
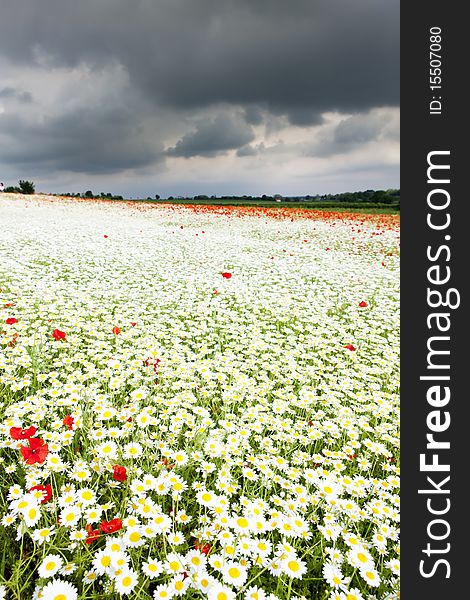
<box><xmin>0</xmin><ymin>0</ymin><xmax>399</xmax><ymax>190</ymax></box>
<box><xmin>0</xmin><ymin>105</ymin><xmax>164</xmax><ymax>174</ymax></box>
<box><xmin>0</xmin><ymin>0</ymin><xmax>399</xmax><ymax>117</ymax></box>
<box><xmin>167</xmin><ymin>114</ymin><xmax>255</xmax><ymax>158</ymax></box>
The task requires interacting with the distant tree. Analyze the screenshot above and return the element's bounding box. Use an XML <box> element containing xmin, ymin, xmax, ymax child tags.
<box><xmin>84</xmin><ymin>190</ymin><xmax>94</xmax><ymax>198</ymax></box>
<box><xmin>19</xmin><ymin>180</ymin><xmax>35</xmax><ymax>194</ymax></box>
<box><xmin>5</xmin><ymin>186</ymin><xmax>21</xmax><ymax>193</ymax></box>
<box><xmin>155</xmin><ymin>194</ymin><xmax>160</xmax><ymax>200</ymax></box>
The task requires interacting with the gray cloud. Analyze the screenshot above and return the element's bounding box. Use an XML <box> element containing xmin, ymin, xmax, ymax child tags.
<box><xmin>0</xmin><ymin>105</ymin><xmax>164</xmax><ymax>174</ymax></box>
<box><xmin>304</xmin><ymin>108</ymin><xmax>399</xmax><ymax>157</ymax></box>
<box><xmin>0</xmin><ymin>87</ymin><xmax>33</xmax><ymax>103</ymax></box>
<box><xmin>167</xmin><ymin>113</ymin><xmax>255</xmax><ymax>158</ymax></box>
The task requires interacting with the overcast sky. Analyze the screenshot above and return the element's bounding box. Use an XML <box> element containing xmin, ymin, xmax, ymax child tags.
<box><xmin>0</xmin><ymin>0</ymin><xmax>399</xmax><ymax>197</ymax></box>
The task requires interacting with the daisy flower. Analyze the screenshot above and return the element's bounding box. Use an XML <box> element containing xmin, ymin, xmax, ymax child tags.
<box><xmin>40</xmin><ymin>579</ymin><xmax>78</xmax><ymax>600</ymax></box>
<box><xmin>38</xmin><ymin>555</ymin><xmax>64</xmax><ymax>578</ymax></box>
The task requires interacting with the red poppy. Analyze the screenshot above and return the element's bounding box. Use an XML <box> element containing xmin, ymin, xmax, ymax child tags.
<box><xmin>10</xmin><ymin>426</ymin><xmax>37</xmax><ymax>440</ymax></box>
<box><xmin>63</xmin><ymin>415</ymin><xmax>74</xmax><ymax>430</ymax></box>
<box><xmin>9</xmin><ymin>333</ymin><xmax>19</xmax><ymax>347</ymax></box>
<box><xmin>5</xmin><ymin>317</ymin><xmax>17</xmax><ymax>325</ymax></box>
<box><xmin>85</xmin><ymin>524</ymin><xmax>101</xmax><ymax>544</ymax></box>
<box><xmin>104</xmin><ymin>235</ymin><xmax>108</xmax><ymax>238</ymax></box>
<box><xmin>221</xmin><ymin>272</ymin><xmax>232</xmax><ymax>279</ymax></box>
<box><xmin>29</xmin><ymin>484</ymin><xmax>53</xmax><ymax>504</ymax></box>
<box><xmin>344</xmin><ymin>344</ymin><xmax>356</xmax><ymax>351</ymax></box>
<box><xmin>113</xmin><ymin>465</ymin><xmax>127</xmax><ymax>482</ymax></box>
<box><xmin>194</xmin><ymin>540</ymin><xmax>211</xmax><ymax>555</ymax></box>
<box><xmin>112</xmin><ymin>326</ymin><xmax>121</xmax><ymax>335</ymax></box>
<box><xmin>130</xmin><ymin>322</ymin><xmax>137</xmax><ymax>327</ymax></box>
<box><xmin>52</xmin><ymin>329</ymin><xmax>66</xmax><ymax>341</ymax></box>
<box><xmin>213</xmin><ymin>289</ymin><xmax>220</xmax><ymax>295</ymax></box>
<box><xmin>358</xmin><ymin>301</ymin><xmax>368</xmax><ymax>308</ymax></box>
<box><xmin>100</xmin><ymin>518</ymin><xmax>123</xmax><ymax>534</ymax></box>
<box><xmin>20</xmin><ymin>438</ymin><xmax>49</xmax><ymax>465</ymax></box>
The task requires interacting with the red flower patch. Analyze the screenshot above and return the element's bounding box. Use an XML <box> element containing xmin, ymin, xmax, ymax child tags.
<box><xmin>20</xmin><ymin>438</ymin><xmax>49</xmax><ymax>465</ymax></box>
<box><xmin>63</xmin><ymin>415</ymin><xmax>75</xmax><ymax>430</ymax></box>
<box><xmin>112</xmin><ymin>326</ymin><xmax>121</xmax><ymax>335</ymax></box>
<box><xmin>52</xmin><ymin>329</ymin><xmax>66</xmax><ymax>341</ymax></box>
<box><xmin>113</xmin><ymin>465</ymin><xmax>127</xmax><ymax>482</ymax></box>
<box><xmin>10</xmin><ymin>426</ymin><xmax>37</xmax><ymax>440</ymax></box>
<box><xmin>358</xmin><ymin>301</ymin><xmax>368</xmax><ymax>308</ymax></box>
<box><xmin>344</xmin><ymin>344</ymin><xmax>356</xmax><ymax>351</ymax></box>
<box><xmin>5</xmin><ymin>317</ymin><xmax>17</xmax><ymax>325</ymax></box>
<box><xmin>100</xmin><ymin>518</ymin><xmax>123</xmax><ymax>534</ymax></box>
<box><xmin>221</xmin><ymin>272</ymin><xmax>232</xmax><ymax>279</ymax></box>
<box><xmin>85</xmin><ymin>524</ymin><xmax>101</xmax><ymax>544</ymax></box>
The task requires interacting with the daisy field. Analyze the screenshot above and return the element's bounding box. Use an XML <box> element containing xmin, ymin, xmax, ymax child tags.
<box><xmin>0</xmin><ymin>195</ymin><xmax>400</xmax><ymax>600</ymax></box>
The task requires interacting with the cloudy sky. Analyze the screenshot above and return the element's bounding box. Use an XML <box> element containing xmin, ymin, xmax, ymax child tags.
<box><xmin>0</xmin><ymin>0</ymin><xmax>399</xmax><ymax>197</ymax></box>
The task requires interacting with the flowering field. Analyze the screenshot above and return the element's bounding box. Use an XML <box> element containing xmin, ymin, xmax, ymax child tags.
<box><xmin>0</xmin><ymin>195</ymin><xmax>400</xmax><ymax>600</ymax></box>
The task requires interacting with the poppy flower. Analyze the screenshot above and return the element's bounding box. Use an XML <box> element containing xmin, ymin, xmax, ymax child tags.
<box><xmin>104</xmin><ymin>235</ymin><xmax>108</xmax><ymax>238</ymax></box>
<box><xmin>130</xmin><ymin>322</ymin><xmax>137</xmax><ymax>327</ymax></box>
<box><xmin>100</xmin><ymin>518</ymin><xmax>123</xmax><ymax>534</ymax></box>
<box><xmin>113</xmin><ymin>465</ymin><xmax>127</xmax><ymax>482</ymax></box>
<box><xmin>9</xmin><ymin>333</ymin><xmax>19</xmax><ymax>347</ymax></box>
<box><xmin>194</xmin><ymin>540</ymin><xmax>212</xmax><ymax>555</ymax></box>
<box><xmin>221</xmin><ymin>272</ymin><xmax>232</xmax><ymax>279</ymax></box>
<box><xmin>63</xmin><ymin>415</ymin><xmax>74</xmax><ymax>430</ymax></box>
<box><xmin>85</xmin><ymin>525</ymin><xmax>101</xmax><ymax>544</ymax></box>
<box><xmin>20</xmin><ymin>438</ymin><xmax>49</xmax><ymax>465</ymax></box>
<box><xmin>344</xmin><ymin>344</ymin><xmax>356</xmax><ymax>351</ymax></box>
<box><xmin>358</xmin><ymin>301</ymin><xmax>368</xmax><ymax>308</ymax></box>
<box><xmin>5</xmin><ymin>317</ymin><xmax>17</xmax><ymax>325</ymax></box>
<box><xmin>52</xmin><ymin>329</ymin><xmax>66</xmax><ymax>341</ymax></box>
<box><xmin>10</xmin><ymin>426</ymin><xmax>37</xmax><ymax>440</ymax></box>
<box><xmin>112</xmin><ymin>326</ymin><xmax>121</xmax><ymax>335</ymax></box>
<box><xmin>29</xmin><ymin>484</ymin><xmax>53</xmax><ymax>504</ymax></box>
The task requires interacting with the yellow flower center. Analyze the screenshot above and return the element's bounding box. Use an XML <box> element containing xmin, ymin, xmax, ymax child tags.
<box><xmin>357</xmin><ymin>552</ymin><xmax>368</xmax><ymax>563</ymax></box>
<box><xmin>288</xmin><ymin>560</ymin><xmax>300</xmax><ymax>572</ymax></box>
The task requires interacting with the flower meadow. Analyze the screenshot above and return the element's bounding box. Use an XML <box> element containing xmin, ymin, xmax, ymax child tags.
<box><xmin>0</xmin><ymin>196</ymin><xmax>400</xmax><ymax>600</ymax></box>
